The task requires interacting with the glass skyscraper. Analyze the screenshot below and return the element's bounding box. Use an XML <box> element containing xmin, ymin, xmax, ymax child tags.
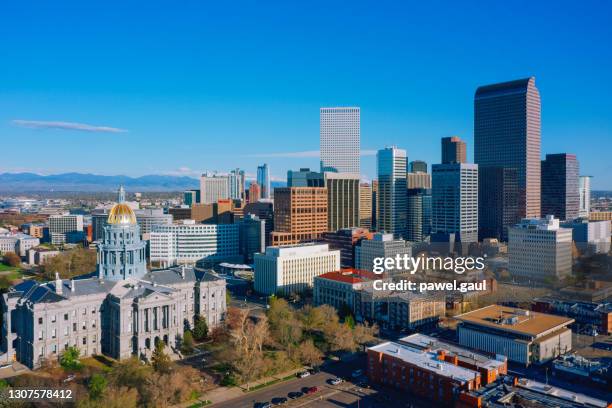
<box><xmin>377</xmin><ymin>147</ymin><xmax>407</xmax><ymax>238</ymax></box>
<box><xmin>256</xmin><ymin>164</ymin><xmax>271</xmax><ymax>199</ymax></box>
<box><xmin>541</xmin><ymin>153</ymin><xmax>579</xmax><ymax>221</ymax></box>
<box><xmin>475</xmin><ymin>77</ymin><xmax>541</xmax><ymax>240</ymax></box>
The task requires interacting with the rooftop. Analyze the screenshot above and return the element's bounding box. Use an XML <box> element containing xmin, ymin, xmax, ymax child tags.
<box><xmin>316</xmin><ymin>269</ymin><xmax>379</xmax><ymax>284</ymax></box>
<box><xmin>368</xmin><ymin>341</ymin><xmax>479</xmax><ymax>383</ymax></box>
<box><xmin>455</xmin><ymin>305</ymin><xmax>574</xmax><ymax>338</ymax></box>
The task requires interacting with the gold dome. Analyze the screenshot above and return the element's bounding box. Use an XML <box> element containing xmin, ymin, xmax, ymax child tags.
<box><xmin>107</xmin><ymin>203</ymin><xmax>137</xmax><ymax>225</ymax></box>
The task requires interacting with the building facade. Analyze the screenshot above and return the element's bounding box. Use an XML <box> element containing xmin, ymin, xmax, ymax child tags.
<box><xmin>406</xmin><ymin>188</ymin><xmax>432</xmax><ymax>242</ymax></box>
<box><xmin>441</xmin><ymin>136</ymin><xmax>467</xmax><ymax>164</ymax></box>
<box><xmin>256</xmin><ymin>164</ymin><xmax>271</xmax><ymax>199</ymax></box>
<box><xmin>237</xmin><ymin>214</ymin><xmax>266</xmax><ymax>263</ymax></box>
<box><xmin>409</xmin><ymin>160</ymin><xmax>427</xmax><ymax>173</ymax></box>
<box><xmin>320</xmin><ymin>228</ymin><xmax>372</xmax><ymax>268</ymax></box>
<box><xmin>254</xmin><ymin>244</ymin><xmax>340</xmax><ymax>296</ymax></box>
<box><xmin>508</xmin><ymin>216</ymin><xmax>573</xmax><ymax>283</ymax></box>
<box><xmin>271</xmin><ymin>187</ymin><xmax>328</xmax><ymax>246</ymax></box>
<box><xmin>475</xmin><ymin>77</ymin><xmax>542</xmax><ymax>221</ymax></box>
<box><xmin>324</xmin><ymin>172</ymin><xmax>360</xmax><ymax>231</ymax></box>
<box><xmin>478</xmin><ymin>166</ymin><xmax>519</xmax><ymax>241</ymax></box>
<box><xmin>579</xmin><ymin>175</ymin><xmax>592</xmax><ymax>218</ymax></box>
<box><xmin>377</xmin><ymin>147</ymin><xmax>407</xmax><ymax>238</ymax></box>
<box><xmin>431</xmin><ymin>163</ymin><xmax>478</xmax><ymax>243</ymax></box>
<box><xmin>199</xmin><ymin>173</ymin><xmax>230</xmax><ymax>204</ymax></box>
<box><xmin>320</xmin><ymin>107</ymin><xmax>360</xmax><ymax>174</ymax></box>
<box><xmin>541</xmin><ymin>153</ymin><xmax>579</xmax><ymax>221</ymax></box>
<box><xmin>48</xmin><ymin>214</ymin><xmax>84</xmax><ymax>244</ymax></box>
<box><xmin>355</xmin><ymin>233</ymin><xmax>412</xmax><ymax>273</ymax></box>
<box><xmin>359</xmin><ymin>183</ymin><xmax>373</xmax><ymax>229</ymax></box>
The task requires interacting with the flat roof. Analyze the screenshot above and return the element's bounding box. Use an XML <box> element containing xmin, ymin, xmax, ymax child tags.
<box><xmin>368</xmin><ymin>341</ymin><xmax>479</xmax><ymax>383</ymax></box>
<box><xmin>399</xmin><ymin>334</ymin><xmax>506</xmax><ymax>371</ymax></box>
<box><xmin>455</xmin><ymin>305</ymin><xmax>574</xmax><ymax>338</ymax></box>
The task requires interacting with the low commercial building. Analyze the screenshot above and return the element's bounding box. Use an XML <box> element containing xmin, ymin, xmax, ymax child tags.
<box><xmin>27</xmin><ymin>247</ymin><xmax>61</xmax><ymax>265</ymax></box>
<box><xmin>313</xmin><ymin>269</ymin><xmax>377</xmax><ymax>312</ymax></box>
<box><xmin>355</xmin><ymin>233</ymin><xmax>412</xmax><ymax>273</ymax></box>
<box><xmin>399</xmin><ymin>333</ymin><xmax>507</xmax><ymax>385</ymax></box>
<box><xmin>533</xmin><ymin>296</ymin><xmax>612</xmax><ymax>335</ymax></box>
<box><xmin>562</xmin><ymin>218</ymin><xmax>611</xmax><ymax>255</ymax></box>
<box><xmin>455</xmin><ymin>305</ymin><xmax>574</xmax><ymax>366</ymax></box>
<box><xmin>508</xmin><ymin>216</ymin><xmax>573</xmax><ymax>283</ymax></box>
<box><xmin>254</xmin><ymin>244</ymin><xmax>340</xmax><ymax>296</ymax></box>
<box><xmin>0</xmin><ymin>233</ymin><xmax>40</xmax><ymax>257</ymax></box>
<box><xmin>367</xmin><ymin>340</ymin><xmax>482</xmax><ymax>405</ymax></box>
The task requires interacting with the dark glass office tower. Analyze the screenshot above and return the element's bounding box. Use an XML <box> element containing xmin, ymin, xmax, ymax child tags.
<box><xmin>441</xmin><ymin>136</ymin><xmax>466</xmax><ymax>164</ymax></box>
<box><xmin>479</xmin><ymin>167</ymin><xmax>519</xmax><ymax>241</ymax></box>
<box><xmin>475</xmin><ymin>77</ymin><xmax>541</xmax><ymax>224</ymax></box>
<box><xmin>541</xmin><ymin>153</ymin><xmax>579</xmax><ymax>221</ymax></box>
<box><xmin>407</xmin><ymin>188</ymin><xmax>432</xmax><ymax>242</ymax></box>
<box><xmin>409</xmin><ymin>160</ymin><xmax>428</xmax><ymax>173</ymax></box>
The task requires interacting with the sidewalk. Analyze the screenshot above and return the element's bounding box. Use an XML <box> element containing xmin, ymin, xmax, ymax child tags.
<box><xmin>175</xmin><ymin>366</ymin><xmax>305</xmax><ymax>407</ymax></box>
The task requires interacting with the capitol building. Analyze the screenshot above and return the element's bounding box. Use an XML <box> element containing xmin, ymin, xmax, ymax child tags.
<box><xmin>0</xmin><ymin>187</ymin><xmax>227</xmax><ymax>369</ymax></box>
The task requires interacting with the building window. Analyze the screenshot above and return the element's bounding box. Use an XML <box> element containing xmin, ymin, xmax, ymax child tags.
<box><xmin>64</xmin><ymin>313</ymin><xmax>69</xmax><ymax>321</ymax></box>
<box><xmin>82</xmin><ymin>337</ymin><xmax>87</xmax><ymax>345</ymax></box>
<box><xmin>38</xmin><ymin>317</ymin><xmax>43</xmax><ymax>324</ymax></box>
<box><xmin>51</xmin><ymin>315</ymin><xmax>56</xmax><ymax>323</ymax></box>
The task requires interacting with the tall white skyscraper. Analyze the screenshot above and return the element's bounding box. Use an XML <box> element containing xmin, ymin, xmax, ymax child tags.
<box><xmin>377</xmin><ymin>147</ymin><xmax>407</xmax><ymax>238</ymax></box>
<box><xmin>229</xmin><ymin>168</ymin><xmax>246</xmax><ymax>200</ymax></box>
<box><xmin>579</xmin><ymin>175</ymin><xmax>592</xmax><ymax>218</ymax></box>
<box><xmin>257</xmin><ymin>164</ymin><xmax>271</xmax><ymax>199</ymax></box>
<box><xmin>320</xmin><ymin>107</ymin><xmax>360</xmax><ymax>174</ymax></box>
<box><xmin>200</xmin><ymin>173</ymin><xmax>230</xmax><ymax>204</ymax></box>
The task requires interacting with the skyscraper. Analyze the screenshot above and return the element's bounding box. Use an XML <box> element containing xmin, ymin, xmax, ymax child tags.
<box><xmin>324</xmin><ymin>172</ymin><xmax>360</xmax><ymax>231</ymax></box>
<box><xmin>475</xmin><ymin>77</ymin><xmax>541</xmax><ymax>220</ymax></box>
<box><xmin>579</xmin><ymin>176</ymin><xmax>592</xmax><ymax>218</ymax></box>
<box><xmin>409</xmin><ymin>160</ymin><xmax>428</xmax><ymax>173</ymax></box>
<box><xmin>287</xmin><ymin>168</ymin><xmax>324</xmax><ymax>187</ymax></box>
<box><xmin>431</xmin><ymin>163</ymin><xmax>478</xmax><ymax>243</ymax></box>
<box><xmin>271</xmin><ymin>187</ymin><xmax>328</xmax><ymax>246</ymax></box>
<box><xmin>257</xmin><ymin>164</ymin><xmax>271</xmax><ymax>199</ymax></box>
<box><xmin>320</xmin><ymin>107</ymin><xmax>360</xmax><ymax>174</ymax></box>
<box><xmin>406</xmin><ymin>188</ymin><xmax>432</xmax><ymax>242</ymax></box>
<box><xmin>541</xmin><ymin>153</ymin><xmax>579</xmax><ymax>221</ymax></box>
<box><xmin>441</xmin><ymin>136</ymin><xmax>467</xmax><ymax>164</ymax></box>
<box><xmin>479</xmin><ymin>167</ymin><xmax>519</xmax><ymax>241</ymax></box>
<box><xmin>200</xmin><ymin>173</ymin><xmax>230</xmax><ymax>204</ymax></box>
<box><xmin>228</xmin><ymin>168</ymin><xmax>246</xmax><ymax>200</ymax></box>
<box><xmin>377</xmin><ymin>147</ymin><xmax>407</xmax><ymax>238</ymax></box>
<box><xmin>248</xmin><ymin>182</ymin><xmax>261</xmax><ymax>203</ymax></box>
<box><xmin>359</xmin><ymin>183</ymin><xmax>373</xmax><ymax>229</ymax></box>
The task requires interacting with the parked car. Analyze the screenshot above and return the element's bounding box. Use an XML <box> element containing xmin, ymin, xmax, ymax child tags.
<box><xmin>288</xmin><ymin>391</ymin><xmax>303</xmax><ymax>399</ymax></box>
<box><xmin>329</xmin><ymin>377</ymin><xmax>343</xmax><ymax>385</ymax></box>
<box><xmin>297</xmin><ymin>370</ymin><xmax>311</xmax><ymax>378</ymax></box>
<box><xmin>271</xmin><ymin>397</ymin><xmax>288</xmax><ymax>405</ymax></box>
<box><xmin>254</xmin><ymin>403</ymin><xmax>272</xmax><ymax>408</ymax></box>
<box><xmin>309</xmin><ymin>367</ymin><xmax>320</xmax><ymax>374</ymax></box>
<box><xmin>351</xmin><ymin>369</ymin><xmax>363</xmax><ymax>378</ymax></box>
<box><xmin>305</xmin><ymin>386</ymin><xmax>318</xmax><ymax>395</ymax></box>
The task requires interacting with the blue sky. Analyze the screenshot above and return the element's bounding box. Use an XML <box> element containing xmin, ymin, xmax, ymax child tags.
<box><xmin>1</xmin><ymin>1</ymin><xmax>611</xmax><ymax>188</ymax></box>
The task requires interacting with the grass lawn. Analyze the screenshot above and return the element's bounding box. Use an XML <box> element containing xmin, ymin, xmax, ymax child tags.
<box><xmin>244</xmin><ymin>373</ymin><xmax>296</xmax><ymax>393</ymax></box>
<box><xmin>0</xmin><ymin>263</ymin><xmax>20</xmax><ymax>272</ymax></box>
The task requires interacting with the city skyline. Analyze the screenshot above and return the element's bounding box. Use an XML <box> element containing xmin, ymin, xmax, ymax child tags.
<box><xmin>1</xmin><ymin>2</ymin><xmax>611</xmax><ymax>189</ymax></box>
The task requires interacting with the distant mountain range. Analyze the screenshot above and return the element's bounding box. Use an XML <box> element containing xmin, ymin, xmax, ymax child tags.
<box><xmin>0</xmin><ymin>172</ymin><xmax>287</xmax><ymax>193</ymax></box>
<box><xmin>0</xmin><ymin>172</ymin><xmax>200</xmax><ymax>192</ymax></box>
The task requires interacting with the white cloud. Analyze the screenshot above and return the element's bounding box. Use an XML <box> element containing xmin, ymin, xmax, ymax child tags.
<box><xmin>12</xmin><ymin>119</ymin><xmax>127</xmax><ymax>133</ymax></box>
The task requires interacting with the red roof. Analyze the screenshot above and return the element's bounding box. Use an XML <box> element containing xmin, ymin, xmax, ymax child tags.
<box><xmin>317</xmin><ymin>268</ymin><xmax>380</xmax><ymax>284</ymax></box>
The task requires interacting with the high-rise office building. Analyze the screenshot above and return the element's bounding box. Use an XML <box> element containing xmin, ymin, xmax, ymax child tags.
<box><xmin>406</xmin><ymin>172</ymin><xmax>432</xmax><ymax>189</ymax></box>
<box><xmin>320</xmin><ymin>107</ymin><xmax>360</xmax><ymax>174</ymax></box>
<box><xmin>238</xmin><ymin>214</ymin><xmax>266</xmax><ymax>263</ymax></box>
<box><xmin>377</xmin><ymin>147</ymin><xmax>407</xmax><ymax>238</ymax></box>
<box><xmin>200</xmin><ymin>173</ymin><xmax>230</xmax><ymax>204</ymax></box>
<box><xmin>579</xmin><ymin>176</ymin><xmax>592</xmax><ymax>218</ymax></box>
<box><xmin>541</xmin><ymin>154</ymin><xmax>579</xmax><ymax>221</ymax></box>
<box><xmin>271</xmin><ymin>187</ymin><xmax>328</xmax><ymax>246</ymax></box>
<box><xmin>479</xmin><ymin>167</ymin><xmax>519</xmax><ymax>241</ymax></box>
<box><xmin>183</xmin><ymin>190</ymin><xmax>200</xmax><ymax>207</ymax></box>
<box><xmin>359</xmin><ymin>183</ymin><xmax>373</xmax><ymax>229</ymax></box>
<box><xmin>431</xmin><ymin>163</ymin><xmax>478</xmax><ymax>243</ymax></box>
<box><xmin>229</xmin><ymin>168</ymin><xmax>246</xmax><ymax>200</ymax></box>
<box><xmin>320</xmin><ymin>227</ymin><xmax>372</xmax><ymax>268</ymax></box>
<box><xmin>355</xmin><ymin>233</ymin><xmax>412</xmax><ymax>273</ymax></box>
<box><xmin>406</xmin><ymin>188</ymin><xmax>432</xmax><ymax>242</ymax></box>
<box><xmin>441</xmin><ymin>136</ymin><xmax>466</xmax><ymax>164</ymax></box>
<box><xmin>287</xmin><ymin>168</ymin><xmax>324</xmax><ymax>187</ymax></box>
<box><xmin>475</xmin><ymin>77</ymin><xmax>541</xmax><ymax>220</ymax></box>
<box><xmin>324</xmin><ymin>172</ymin><xmax>360</xmax><ymax>231</ymax></box>
<box><xmin>371</xmin><ymin>180</ymin><xmax>378</xmax><ymax>231</ymax></box>
<box><xmin>244</xmin><ymin>201</ymin><xmax>274</xmax><ymax>247</ymax></box>
<box><xmin>48</xmin><ymin>214</ymin><xmax>84</xmax><ymax>244</ymax></box>
<box><xmin>248</xmin><ymin>182</ymin><xmax>261</xmax><ymax>203</ymax></box>
<box><xmin>257</xmin><ymin>164</ymin><xmax>271</xmax><ymax>199</ymax></box>
<box><xmin>409</xmin><ymin>160</ymin><xmax>428</xmax><ymax>173</ymax></box>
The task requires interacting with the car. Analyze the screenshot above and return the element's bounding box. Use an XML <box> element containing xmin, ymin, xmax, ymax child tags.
<box><xmin>254</xmin><ymin>403</ymin><xmax>272</xmax><ymax>408</ymax></box>
<box><xmin>288</xmin><ymin>391</ymin><xmax>303</xmax><ymax>399</ymax></box>
<box><xmin>351</xmin><ymin>369</ymin><xmax>363</xmax><ymax>378</ymax></box>
<box><xmin>271</xmin><ymin>397</ymin><xmax>288</xmax><ymax>405</ymax></box>
<box><xmin>329</xmin><ymin>377</ymin><xmax>343</xmax><ymax>385</ymax></box>
<box><xmin>63</xmin><ymin>374</ymin><xmax>76</xmax><ymax>383</ymax></box>
<box><xmin>305</xmin><ymin>386</ymin><xmax>318</xmax><ymax>394</ymax></box>
<box><xmin>297</xmin><ymin>370</ymin><xmax>311</xmax><ymax>378</ymax></box>
<box><xmin>308</xmin><ymin>367</ymin><xmax>320</xmax><ymax>374</ymax></box>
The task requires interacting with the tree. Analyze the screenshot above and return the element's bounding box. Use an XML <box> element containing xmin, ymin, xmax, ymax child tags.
<box><xmin>353</xmin><ymin>323</ymin><xmax>378</xmax><ymax>346</ymax></box>
<box><xmin>297</xmin><ymin>339</ymin><xmax>323</xmax><ymax>367</ymax></box>
<box><xmin>228</xmin><ymin>308</ymin><xmax>269</xmax><ymax>390</ymax></box>
<box><xmin>152</xmin><ymin>339</ymin><xmax>172</xmax><ymax>373</ymax></box>
<box><xmin>192</xmin><ymin>315</ymin><xmax>209</xmax><ymax>341</ymax></box>
<box><xmin>41</xmin><ymin>247</ymin><xmax>97</xmax><ymax>280</ymax></box>
<box><xmin>2</xmin><ymin>252</ymin><xmax>20</xmax><ymax>267</ymax></box>
<box><xmin>88</xmin><ymin>374</ymin><xmax>108</xmax><ymax>400</ymax></box>
<box><xmin>182</xmin><ymin>330</ymin><xmax>194</xmax><ymax>353</ymax></box>
<box><xmin>344</xmin><ymin>315</ymin><xmax>355</xmax><ymax>329</ymax></box>
<box><xmin>60</xmin><ymin>346</ymin><xmax>82</xmax><ymax>370</ymax></box>
<box><xmin>267</xmin><ymin>297</ymin><xmax>302</xmax><ymax>347</ymax></box>
<box><xmin>326</xmin><ymin>322</ymin><xmax>357</xmax><ymax>352</ymax></box>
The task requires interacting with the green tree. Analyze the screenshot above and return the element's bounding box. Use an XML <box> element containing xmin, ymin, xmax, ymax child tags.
<box><xmin>60</xmin><ymin>346</ymin><xmax>82</xmax><ymax>370</ymax></box>
<box><xmin>192</xmin><ymin>315</ymin><xmax>209</xmax><ymax>341</ymax></box>
<box><xmin>2</xmin><ymin>252</ymin><xmax>20</xmax><ymax>267</ymax></box>
<box><xmin>344</xmin><ymin>315</ymin><xmax>355</xmax><ymax>329</ymax></box>
<box><xmin>182</xmin><ymin>330</ymin><xmax>194</xmax><ymax>353</ymax></box>
<box><xmin>88</xmin><ymin>374</ymin><xmax>108</xmax><ymax>400</ymax></box>
<box><xmin>151</xmin><ymin>339</ymin><xmax>172</xmax><ymax>373</ymax></box>
<box><xmin>297</xmin><ymin>339</ymin><xmax>323</xmax><ymax>367</ymax></box>
<box><xmin>41</xmin><ymin>247</ymin><xmax>97</xmax><ymax>280</ymax></box>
